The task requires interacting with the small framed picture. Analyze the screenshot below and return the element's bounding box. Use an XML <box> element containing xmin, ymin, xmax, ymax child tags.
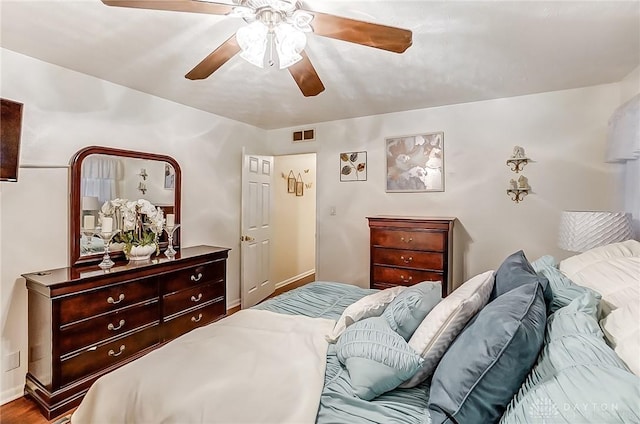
<box><xmin>287</xmin><ymin>171</ymin><xmax>296</xmax><ymax>193</ymax></box>
<box><xmin>385</xmin><ymin>132</ymin><xmax>444</xmax><ymax>192</ymax></box>
<box><xmin>340</xmin><ymin>151</ymin><xmax>367</xmax><ymax>182</ymax></box>
<box><xmin>164</xmin><ymin>164</ymin><xmax>175</xmax><ymax>190</ymax></box>
<box><xmin>295</xmin><ymin>181</ymin><xmax>304</xmax><ymax>196</ymax></box>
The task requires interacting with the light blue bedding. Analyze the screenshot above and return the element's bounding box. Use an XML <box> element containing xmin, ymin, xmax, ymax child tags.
<box><xmin>256</xmin><ymin>281</ymin><xmax>432</xmax><ymax>424</ymax></box>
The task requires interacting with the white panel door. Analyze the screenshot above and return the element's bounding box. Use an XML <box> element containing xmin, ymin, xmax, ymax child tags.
<box><xmin>241</xmin><ymin>153</ymin><xmax>275</xmax><ymax>308</ymax></box>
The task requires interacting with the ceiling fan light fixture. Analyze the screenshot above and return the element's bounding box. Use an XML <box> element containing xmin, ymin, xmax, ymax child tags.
<box><xmin>291</xmin><ymin>10</ymin><xmax>313</xmax><ymax>32</ymax></box>
<box><xmin>237</xmin><ymin>21</ymin><xmax>269</xmax><ymax>68</ymax></box>
<box><xmin>274</xmin><ymin>23</ymin><xmax>306</xmax><ymax>69</ymax></box>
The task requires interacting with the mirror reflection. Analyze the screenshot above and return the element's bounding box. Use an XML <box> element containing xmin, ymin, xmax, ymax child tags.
<box><xmin>79</xmin><ymin>155</ymin><xmax>176</xmax><ymax>256</ymax></box>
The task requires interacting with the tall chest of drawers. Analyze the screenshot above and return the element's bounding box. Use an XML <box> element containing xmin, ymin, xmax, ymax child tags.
<box><xmin>368</xmin><ymin>216</ymin><xmax>455</xmax><ymax>297</ymax></box>
<box><xmin>23</xmin><ymin>245</ymin><xmax>229</xmax><ymax>419</ymax></box>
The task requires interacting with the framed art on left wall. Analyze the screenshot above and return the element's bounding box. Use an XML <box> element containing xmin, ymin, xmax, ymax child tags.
<box><xmin>385</xmin><ymin>132</ymin><xmax>444</xmax><ymax>192</ymax></box>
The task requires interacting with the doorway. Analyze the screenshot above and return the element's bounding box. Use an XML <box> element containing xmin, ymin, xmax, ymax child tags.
<box><xmin>271</xmin><ymin>153</ymin><xmax>317</xmax><ymax>291</ymax></box>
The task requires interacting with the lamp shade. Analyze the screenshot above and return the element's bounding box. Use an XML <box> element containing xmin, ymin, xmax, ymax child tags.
<box><xmin>82</xmin><ymin>196</ymin><xmax>100</xmax><ymax>211</ymax></box>
<box><xmin>558</xmin><ymin>211</ymin><xmax>632</xmax><ymax>252</ymax></box>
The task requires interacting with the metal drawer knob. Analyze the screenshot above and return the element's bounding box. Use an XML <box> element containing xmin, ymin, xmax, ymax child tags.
<box><xmin>191</xmin><ymin>313</ymin><xmax>203</xmax><ymax>323</ymax></box>
<box><xmin>107</xmin><ymin>319</ymin><xmax>125</xmax><ymax>331</ymax></box>
<box><xmin>191</xmin><ymin>293</ymin><xmax>203</xmax><ymax>302</ymax></box>
<box><xmin>400</xmin><ymin>256</ymin><xmax>413</xmax><ymax>264</ymax></box>
<box><xmin>107</xmin><ymin>293</ymin><xmax>125</xmax><ymax>304</ymax></box>
<box><xmin>400</xmin><ymin>275</ymin><xmax>413</xmax><ymax>283</ymax></box>
<box><xmin>190</xmin><ymin>273</ymin><xmax>203</xmax><ymax>282</ymax></box>
<box><xmin>400</xmin><ymin>237</ymin><xmax>413</xmax><ymax>243</ymax></box>
<box><xmin>108</xmin><ymin>345</ymin><xmax>125</xmax><ymax>357</ymax></box>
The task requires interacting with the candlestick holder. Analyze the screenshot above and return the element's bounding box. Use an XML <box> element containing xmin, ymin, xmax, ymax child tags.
<box><xmin>81</xmin><ymin>228</ymin><xmax>97</xmax><ymax>254</ymax></box>
<box><xmin>95</xmin><ymin>230</ymin><xmax>119</xmax><ymax>269</ymax></box>
<box><xmin>163</xmin><ymin>224</ymin><xmax>181</xmax><ymax>259</ymax></box>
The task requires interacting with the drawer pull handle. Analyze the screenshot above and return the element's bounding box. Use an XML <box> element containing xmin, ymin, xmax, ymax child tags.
<box><xmin>107</xmin><ymin>294</ymin><xmax>125</xmax><ymax>304</ymax></box>
<box><xmin>191</xmin><ymin>313</ymin><xmax>203</xmax><ymax>323</ymax></box>
<box><xmin>191</xmin><ymin>293</ymin><xmax>203</xmax><ymax>302</ymax></box>
<box><xmin>400</xmin><ymin>237</ymin><xmax>413</xmax><ymax>243</ymax></box>
<box><xmin>190</xmin><ymin>273</ymin><xmax>203</xmax><ymax>282</ymax></box>
<box><xmin>400</xmin><ymin>275</ymin><xmax>413</xmax><ymax>283</ymax></box>
<box><xmin>400</xmin><ymin>256</ymin><xmax>413</xmax><ymax>264</ymax></box>
<box><xmin>107</xmin><ymin>319</ymin><xmax>125</xmax><ymax>331</ymax></box>
<box><xmin>108</xmin><ymin>345</ymin><xmax>125</xmax><ymax>357</ymax></box>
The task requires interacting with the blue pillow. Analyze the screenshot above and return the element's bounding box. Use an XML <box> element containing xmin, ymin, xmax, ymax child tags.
<box><xmin>491</xmin><ymin>250</ymin><xmax>552</xmax><ymax>307</ymax></box>
<box><xmin>382</xmin><ymin>281</ymin><xmax>442</xmax><ymax>340</ymax></box>
<box><xmin>429</xmin><ymin>282</ymin><xmax>546</xmax><ymax>424</ymax></box>
<box><xmin>501</xmin><ymin>291</ymin><xmax>640</xmax><ymax>423</ymax></box>
<box><xmin>336</xmin><ymin>316</ymin><xmax>423</xmax><ymax>400</ymax></box>
<box><xmin>531</xmin><ymin>255</ymin><xmax>600</xmax><ymax>313</ymax></box>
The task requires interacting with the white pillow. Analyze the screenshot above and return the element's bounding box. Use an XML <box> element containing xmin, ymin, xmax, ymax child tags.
<box><xmin>326</xmin><ymin>285</ymin><xmax>406</xmax><ymax>343</ymax></box>
<box><xmin>559</xmin><ymin>240</ymin><xmax>640</xmax><ymax>317</ymax></box>
<box><xmin>401</xmin><ymin>270</ymin><xmax>495</xmax><ymax>387</ymax></box>
<box><xmin>601</xmin><ymin>302</ymin><xmax>640</xmax><ymax>376</ymax></box>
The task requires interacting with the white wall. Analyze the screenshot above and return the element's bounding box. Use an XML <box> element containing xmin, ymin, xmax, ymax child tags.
<box><xmin>0</xmin><ymin>48</ymin><xmax>266</xmax><ymax>403</ymax></box>
<box><xmin>272</xmin><ymin>154</ymin><xmax>316</xmax><ymax>286</ymax></box>
<box><xmin>620</xmin><ymin>66</ymin><xmax>640</xmax><ymax>103</ymax></box>
<box><xmin>266</xmin><ymin>84</ymin><xmax>623</xmax><ymax>289</ymax></box>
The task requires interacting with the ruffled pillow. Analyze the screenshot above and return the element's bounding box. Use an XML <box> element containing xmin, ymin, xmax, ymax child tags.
<box><xmin>382</xmin><ymin>281</ymin><xmax>442</xmax><ymax>340</ymax></box>
<box><xmin>326</xmin><ymin>286</ymin><xmax>406</xmax><ymax>343</ymax></box>
<box><xmin>336</xmin><ymin>316</ymin><xmax>423</xmax><ymax>400</ymax></box>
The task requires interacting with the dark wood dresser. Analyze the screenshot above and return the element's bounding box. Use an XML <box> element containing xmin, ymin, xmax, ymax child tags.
<box><xmin>368</xmin><ymin>216</ymin><xmax>455</xmax><ymax>297</ymax></box>
<box><xmin>22</xmin><ymin>245</ymin><xmax>229</xmax><ymax>419</ymax></box>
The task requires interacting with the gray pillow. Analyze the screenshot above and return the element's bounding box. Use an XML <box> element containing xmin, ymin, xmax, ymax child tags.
<box><xmin>382</xmin><ymin>281</ymin><xmax>442</xmax><ymax>340</ymax></box>
<box><xmin>336</xmin><ymin>316</ymin><xmax>423</xmax><ymax>400</ymax></box>
<box><xmin>429</xmin><ymin>282</ymin><xmax>546</xmax><ymax>424</ymax></box>
<box><xmin>491</xmin><ymin>250</ymin><xmax>552</xmax><ymax>308</ymax></box>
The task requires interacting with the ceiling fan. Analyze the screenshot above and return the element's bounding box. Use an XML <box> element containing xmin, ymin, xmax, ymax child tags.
<box><xmin>101</xmin><ymin>0</ymin><xmax>413</xmax><ymax>97</ymax></box>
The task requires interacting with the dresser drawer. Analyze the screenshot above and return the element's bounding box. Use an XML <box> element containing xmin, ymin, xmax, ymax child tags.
<box><xmin>162</xmin><ymin>300</ymin><xmax>226</xmax><ymax>341</ymax></box>
<box><xmin>59</xmin><ymin>300</ymin><xmax>159</xmax><ymax>356</ymax></box>
<box><xmin>371</xmin><ymin>228</ymin><xmax>445</xmax><ymax>251</ymax></box>
<box><xmin>163</xmin><ymin>260</ymin><xmax>225</xmax><ymax>294</ymax></box>
<box><xmin>60</xmin><ymin>325</ymin><xmax>159</xmax><ymax>387</ymax></box>
<box><xmin>372</xmin><ymin>266</ymin><xmax>443</xmax><ymax>287</ymax></box>
<box><xmin>372</xmin><ymin>247</ymin><xmax>444</xmax><ymax>270</ymax></box>
<box><xmin>59</xmin><ymin>278</ymin><xmax>159</xmax><ymax>325</ymax></box>
<box><xmin>163</xmin><ymin>281</ymin><xmax>225</xmax><ymax>318</ymax></box>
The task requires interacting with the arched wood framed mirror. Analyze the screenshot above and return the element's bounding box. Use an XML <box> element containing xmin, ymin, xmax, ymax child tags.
<box><xmin>70</xmin><ymin>146</ymin><xmax>182</xmax><ymax>267</ymax></box>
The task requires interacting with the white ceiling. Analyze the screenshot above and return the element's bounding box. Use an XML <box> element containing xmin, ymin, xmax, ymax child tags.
<box><xmin>1</xmin><ymin>0</ymin><xmax>639</xmax><ymax>129</ymax></box>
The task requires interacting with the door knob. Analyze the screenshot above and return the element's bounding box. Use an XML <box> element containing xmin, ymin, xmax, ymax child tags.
<box><xmin>240</xmin><ymin>235</ymin><xmax>255</xmax><ymax>242</ymax></box>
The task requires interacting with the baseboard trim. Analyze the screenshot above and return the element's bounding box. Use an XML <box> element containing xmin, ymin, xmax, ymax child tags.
<box><xmin>275</xmin><ymin>269</ymin><xmax>315</xmax><ymax>290</ymax></box>
<box><xmin>1</xmin><ymin>385</ymin><xmax>24</xmax><ymax>406</ymax></box>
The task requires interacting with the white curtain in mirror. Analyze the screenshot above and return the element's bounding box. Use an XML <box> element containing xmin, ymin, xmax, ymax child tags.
<box><xmin>81</xmin><ymin>155</ymin><xmax>121</xmax><ymax>204</ymax></box>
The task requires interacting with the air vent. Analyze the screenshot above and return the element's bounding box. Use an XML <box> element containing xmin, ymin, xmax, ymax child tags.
<box><xmin>292</xmin><ymin>128</ymin><xmax>315</xmax><ymax>143</ymax></box>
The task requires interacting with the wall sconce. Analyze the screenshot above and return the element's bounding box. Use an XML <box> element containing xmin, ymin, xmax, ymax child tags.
<box><xmin>138</xmin><ymin>168</ymin><xmax>148</xmax><ymax>180</ymax></box>
<box><xmin>506</xmin><ymin>145</ymin><xmax>529</xmax><ymax>173</ymax></box>
<box><xmin>138</xmin><ymin>181</ymin><xmax>147</xmax><ymax>195</ymax></box>
<box><xmin>506</xmin><ymin>175</ymin><xmax>530</xmax><ymax>203</ymax></box>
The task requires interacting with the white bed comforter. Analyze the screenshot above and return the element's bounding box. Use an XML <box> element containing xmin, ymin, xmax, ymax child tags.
<box><xmin>71</xmin><ymin>309</ymin><xmax>336</xmax><ymax>424</ymax></box>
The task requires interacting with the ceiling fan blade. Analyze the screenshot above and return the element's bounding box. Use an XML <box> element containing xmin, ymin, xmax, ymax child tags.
<box><xmin>288</xmin><ymin>51</ymin><xmax>325</xmax><ymax>97</ymax></box>
<box><xmin>101</xmin><ymin>0</ymin><xmax>234</xmax><ymax>15</ymax></box>
<box><xmin>306</xmin><ymin>10</ymin><xmax>412</xmax><ymax>53</ymax></box>
<box><xmin>185</xmin><ymin>34</ymin><xmax>240</xmax><ymax>80</ymax></box>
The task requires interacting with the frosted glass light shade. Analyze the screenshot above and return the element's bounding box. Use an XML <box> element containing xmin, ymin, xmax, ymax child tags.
<box><xmin>558</xmin><ymin>211</ymin><xmax>633</xmax><ymax>252</ymax></box>
<box><xmin>274</xmin><ymin>23</ymin><xmax>305</xmax><ymax>69</ymax></box>
<box><xmin>237</xmin><ymin>21</ymin><xmax>268</xmax><ymax>68</ymax></box>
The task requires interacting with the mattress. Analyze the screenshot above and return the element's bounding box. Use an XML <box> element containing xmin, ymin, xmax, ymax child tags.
<box><xmin>256</xmin><ymin>281</ymin><xmax>432</xmax><ymax>424</ymax></box>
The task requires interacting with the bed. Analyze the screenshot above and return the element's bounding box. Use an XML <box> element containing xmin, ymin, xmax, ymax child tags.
<box><xmin>70</xmin><ymin>241</ymin><xmax>640</xmax><ymax>424</ymax></box>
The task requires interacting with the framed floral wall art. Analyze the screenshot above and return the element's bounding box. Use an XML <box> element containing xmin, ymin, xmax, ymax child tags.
<box><xmin>385</xmin><ymin>132</ymin><xmax>444</xmax><ymax>192</ymax></box>
<box><xmin>340</xmin><ymin>151</ymin><xmax>367</xmax><ymax>182</ymax></box>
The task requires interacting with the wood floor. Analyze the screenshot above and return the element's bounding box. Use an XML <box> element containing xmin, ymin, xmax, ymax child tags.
<box><xmin>0</xmin><ymin>274</ymin><xmax>315</xmax><ymax>423</ymax></box>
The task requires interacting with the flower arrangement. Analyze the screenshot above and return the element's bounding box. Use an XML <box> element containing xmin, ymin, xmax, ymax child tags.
<box><xmin>99</xmin><ymin>198</ymin><xmax>165</xmax><ymax>257</ymax></box>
